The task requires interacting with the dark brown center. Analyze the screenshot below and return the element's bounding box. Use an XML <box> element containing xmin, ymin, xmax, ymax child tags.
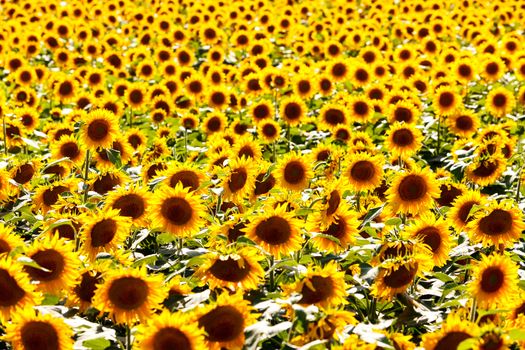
<box><xmin>161</xmin><ymin>197</ymin><xmax>193</xmax><ymax>226</ymax></box>
<box><xmin>108</xmin><ymin>277</ymin><xmax>148</xmax><ymax>310</ymax></box>
<box><xmin>255</xmin><ymin>216</ymin><xmax>292</xmax><ymax>245</ymax></box>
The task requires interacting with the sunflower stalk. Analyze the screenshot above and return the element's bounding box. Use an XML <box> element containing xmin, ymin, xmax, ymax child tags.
<box><xmin>128</xmin><ymin>109</ymin><xmax>133</xmax><ymax>128</ymax></box>
<box><xmin>436</xmin><ymin>116</ymin><xmax>441</xmax><ymax>156</ymax></box>
<box><xmin>183</xmin><ymin>128</ymin><xmax>188</xmax><ymax>161</ymax></box>
<box><xmin>470</xmin><ymin>298</ymin><xmax>477</xmax><ymax>323</ymax></box>
<box><xmin>2</xmin><ymin>113</ymin><xmax>7</xmax><ymax>156</ymax></box>
<box><xmin>125</xmin><ymin>324</ymin><xmax>131</xmax><ymax>350</ymax></box>
<box><xmin>83</xmin><ymin>150</ymin><xmax>91</xmax><ymax>202</ymax></box>
<box><xmin>268</xmin><ymin>255</ymin><xmax>275</xmax><ymax>292</ymax></box>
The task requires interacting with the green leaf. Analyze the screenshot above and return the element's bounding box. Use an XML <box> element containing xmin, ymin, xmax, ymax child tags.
<box><xmin>41</xmin><ymin>294</ymin><xmax>60</xmax><ymax>305</ymax></box>
<box><xmin>434</xmin><ymin>272</ymin><xmax>454</xmax><ymax>283</ymax></box>
<box><xmin>83</xmin><ymin>338</ymin><xmax>112</xmax><ymax>350</ymax></box>
<box><xmin>384</xmin><ymin>217</ymin><xmax>402</xmax><ymax>226</ymax></box>
<box><xmin>360</xmin><ymin>205</ymin><xmax>385</xmax><ymax>227</ymax></box>
<box><xmin>509</xmin><ymin>329</ymin><xmax>525</xmax><ymax>341</ymax></box>
<box><xmin>106</xmin><ymin>148</ymin><xmax>122</xmax><ymax>168</ymax></box>
<box><xmin>457</xmin><ymin>338</ymin><xmax>478</xmax><ymax>350</ymax></box>
<box><xmin>18</xmin><ymin>256</ymin><xmax>51</xmax><ymax>272</ymax></box>
<box><xmin>132</xmin><ymin>254</ymin><xmax>158</xmax><ymax>267</ymax></box>
<box><xmin>157</xmin><ymin>233</ymin><xmax>176</xmax><ymax>245</ymax></box>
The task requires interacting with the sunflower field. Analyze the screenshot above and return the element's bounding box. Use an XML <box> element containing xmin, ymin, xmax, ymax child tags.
<box><xmin>4</xmin><ymin>0</ymin><xmax>525</xmax><ymax>349</ymax></box>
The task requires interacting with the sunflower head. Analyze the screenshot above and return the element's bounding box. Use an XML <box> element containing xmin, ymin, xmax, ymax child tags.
<box><xmin>93</xmin><ymin>267</ymin><xmax>167</xmax><ymax>324</ymax></box>
<box><xmin>150</xmin><ymin>184</ymin><xmax>206</xmax><ymax>237</ymax></box>
<box><xmin>469</xmin><ymin>253</ymin><xmax>519</xmax><ymax>309</ymax></box>
<box><xmin>195</xmin><ymin>291</ymin><xmax>257</xmax><ymax>350</ymax></box>
<box><xmin>4</xmin><ymin>309</ymin><xmax>74</xmax><ymax>350</ymax></box>
<box><xmin>386</xmin><ymin>167</ymin><xmax>440</xmax><ymax>215</ymax></box>
<box><xmin>243</xmin><ymin>204</ymin><xmax>303</xmax><ymax>258</ymax></box>
<box><xmin>80</xmin><ymin>109</ymin><xmax>120</xmax><ymax>151</ymax></box>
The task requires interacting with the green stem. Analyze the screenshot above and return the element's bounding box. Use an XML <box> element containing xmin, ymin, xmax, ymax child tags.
<box><xmin>470</xmin><ymin>298</ymin><xmax>477</xmax><ymax>323</ymax></box>
<box><xmin>2</xmin><ymin>113</ymin><xmax>7</xmax><ymax>156</ymax></box>
<box><xmin>436</xmin><ymin>116</ymin><xmax>441</xmax><ymax>156</ymax></box>
<box><xmin>286</xmin><ymin>125</ymin><xmax>291</xmax><ymax>152</ymax></box>
<box><xmin>184</xmin><ymin>128</ymin><xmax>188</xmax><ymax>161</ymax></box>
<box><xmin>129</xmin><ymin>110</ymin><xmax>133</xmax><ymax>128</ymax></box>
<box><xmin>126</xmin><ymin>324</ymin><xmax>131</xmax><ymax>350</ymax></box>
<box><xmin>83</xmin><ymin>150</ymin><xmax>90</xmax><ymax>202</ymax></box>
<box><xmin>268</xmin><ymin>255</ymin><xmax>275</xmax><ymax>292</ymax></box>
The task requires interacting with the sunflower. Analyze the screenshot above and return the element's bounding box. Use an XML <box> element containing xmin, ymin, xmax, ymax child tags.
<box><xmin>243</xmin><ymin>204</ymin><xmax>303</xmax><ymax>257</ymax></box>
<box><xmin>292</xmin><ymin>74</ymin><xmax>316</xmax><ymax>100</ymax></box>
<box><xmin>126</xmin><ymin>82</ymin><xmax>149</xmax><ymax>109</ymax></box>
<box><xmin>386</xmin><ymin>167</ymin><xmax>440</xmax><ymax>215</ymax></box>
<box><xmin>350</xmin><ymin>63</ymin><xmax>371</xmax><ymax>87</ymax></box>
<box><xmin>480</xmin><ymin>55</ymin><xmax>505</xmax><ymax>82</ymax></box>
<box><xmin>90</xmin><ymin>170</ymin><xmax>130</xmax><ymax>195</ymax></box>
<box><xmin>195</xmin><ymin>291</ymin><xmax>256</xmax><ymax>350</ymax></box>
<box><xmin>0</xmin><ymin>169</ymin><xmax>15</xmax><ymax>202</ymax></box>
<box><xmin>473</xmin><ymin>324</ymin><xmax>511</xmax><ymax>350</ymax></box>
<box><xmin>466</xmin><ymin>200</ymin><xmax>525</xmax><ymax>247</ymax></box>
<box><xmin>453</xmin><ymin>58</ymin><xmax>477</xmax><ymax>83</ymax></box>
<box><xmin>276</xmin><ymin>152</ymin><xmax>313</xmax><ymax>191</ymax></box>
<box><xmin>405</xmin><ymin>212</ymin><xmax>452</xmax><ymax>267</ymax></box>
<box><xmin>0</xmin><ymin>223</ymin><xmax>24</xmax><ymax>255</ymax></box>
<box><xmin>347</xmin><ymin>95</ymin><xmax>373</xmax><ymax>123</ymax></box>
<box><xmin>195</xmin><ymin>246</ymin><xmax>265</xmax><ymax>291</ymax></box>
<box><xmin>160</xmin><ymin>162</ymin><xmax>207</xmax><ymax>193</ymax></box>
<box><xmin>253</xmin><ymin>166</ymin><xmax>277</xmax><ymax>198</ymax></box>
<box><xmin>465</xmin><ymin>153</ymin><xmax>506</xmax><ymax>187</ymax></box>
<box><xmin>386</xmin><ymin>100</ymin><xmax>420</xmax><ymax>124</ymax></box>
<box><xmin>67</xmin><ymin>264</ymin><xmax>104</xmax><ymax>311</ymax></box>
<box><xmin>105</xmin><ymin>185</ymin><xmax>151</xmax><ymax>226</ymax></box>
<box><xmin>249</xmin><ymin>100</ymin><xmax>273</xmax><ymax>124</ymax></box>
<box><xmin>222</xmin><ymin>156</ymin><xmax>256</xmax><ymax>203</ymax></box>
<box><xmin>23</xmin><ymin>235</ymin><xmax>80</xmax><ymax>294</ymax></box>
<box><xmin>4</xmin><ymin>119</ymin><xmax>25</xmax><ymax>148</ymax></box>
<box><xmin>371</xmin><ymin>243</ymin><xmax>430</xmax><ymax>301</ymax></box>
<box><xmin>433</xmin><ymin>86</ymin><xmax>461</xmax><ymax>116</ymax></box>
<box><xmin>0</xmin><ymin>257</ymin><xmax>41</xmax><ymax>322</ymax></box>
<box><xmin>181</xmin><ymin>113</ymin><xmax>199</xmax><ymax>131</ymax></box>
<box><xmin>50</xmin><ymin>135</ymin><xmax>85</xmax><ymax>167</ymax></box>
<box><xmin>79</xmin><ymin>208</ymin><xmax>131</xmax><ymax>260</ymax></box>
<box><xmin>135</xmin><ymin>310</ymin><xmax>206</xmax><ymax>350</ymax></box>
<box><xmin>54</xmin><ymin>76</ymin><xmax>77</xmax><ymax>102</ymax></box>
<box><xmin>307</xmin><ymin>202</ymin><xmax>359</xmax><ymax>253</ymax></box>
<box><xmin>280</xmin><ymin>95</ymin><xmax>307</xmax><ymax>126</ymax></box>
<box><xmin>292</xmin><ymin>308</ymin><xmax>355</xmax><ymax>345</ymax></box>
<box><xmin>291</xmin><ymin>261</ymin><xmax>347</xmax><ymax>308</ymax></box>
<box><xmin>32</xmin><ymin>182</ymin><xmax>73</xmax><ymax>214</ymax></box>
<box><xmin>203</xmin><ymin>112</ymin><xmax>227</xmax><ymax>134</ymax></box>
<box><xmin>4</xmin><ymin>309</ymin><xmax>73</xmax><ymax>350</ymax></box>
<box><xmin>469</xmin><ymin>253</ymin><xmax>518</xmax><ymax>308</ymax></box>
<box><xmin>384</xmin><ymin>122</ymin><xmax>423</xmax><ymax>159</ymax></box>
<box><xmin>257</xmin><ymin>119</ymin><xmax>281</xmax><ymax>144</ymax></box>
<box><xmin>94</xmin><ymin>136</ymin><xmax>134</xmax><ymax>170</ymax></box>
<box><xmin>80</xmin><ymin>109</ymin><xmax>120</xmax><ymax>151</ymax></box>
<box><xmin>93</xmin><ymin>267</ymin><xmax>167</xmax><ymax>324</ymax></box>
<box><xmin>318</xmin><ymin>103</ymin><xmax>348</xmax><ymax>130</ymax></box>
<box><xmin>421</xmin><ymin>312</ymin><xmax>478</xmax><ymax>350</ymax></box>
<box><xmin>486</xmin><ymin>87</ymin><xmax>515</xmax><ymax>117</ymax></box>
<box><xmin>328</xmin><ymin>59</ymin><xmax>349</xmax><ymax>82</ymax></box>
<box><xmin>15</xmin><ymin>107</ymin><xmax>39</xmax><ymax>131</ymax></box>
<box><xmin>10</xmin><ymin>160</ymin><xmax>40</xmax><ymax>187</ymax></box>
<box><xmin>344</xmin><ymin>152</ymin><xmax>384</xmax><ymax>192</ymax></box>
<box><xmin>447</xmin><ymin>109</ymin><xmax>479</xmax><ymax>138</ymax></box>
<box><xmin>150</xmin><ymin>184</ymin><xmax>206</xmax><ymax>237</ymax></box>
